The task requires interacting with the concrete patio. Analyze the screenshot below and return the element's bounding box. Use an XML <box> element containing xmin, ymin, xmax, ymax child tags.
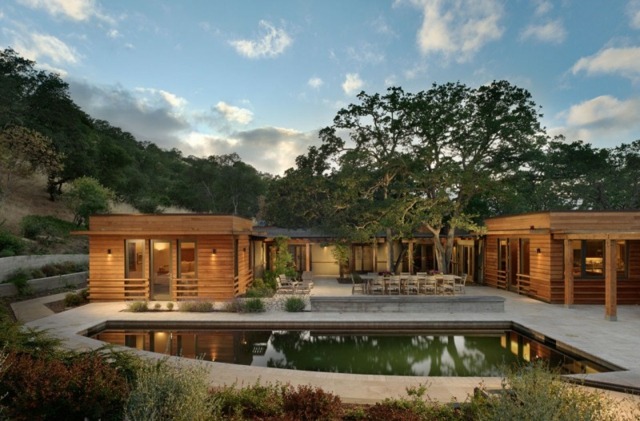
<box><xmin>12</xmin><ymin>276</ymin><xmax>640</xmax><ymax>405</ymax></box>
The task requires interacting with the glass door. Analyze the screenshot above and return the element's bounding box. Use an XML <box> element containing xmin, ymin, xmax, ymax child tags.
<box><xmin>151</xmin><ymin>240</ymin><xmax>171</xmax><ymax>300</ymax></box>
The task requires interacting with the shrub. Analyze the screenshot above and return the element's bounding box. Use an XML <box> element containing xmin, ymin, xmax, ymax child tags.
<box><xmin>153</xmin><ymin>302</ymin><xmax>162</xmax><ymax>310</ymax></box>
<box><xmin>5</xmin><ymin>270</ymin><xmax>31</xmax><ymax>296</ymax></box>
<box><xmin>263</xmin><ymin>270</ymin><xmax>278</xmax><ymax>290</ymax></box>
<box><xmin>179</xmin><ymin>300</ymin><xmax>214</xmax><ymax>312</ymax></box>
<box><xmin>20</xmin><ymin>215</ymin><xmax>75</xmax><ymax>242</ymax></box>
<box><xmin>284</xmin><ymin>296</ymin><xmax>306</xmax><ymax>312</ymax></box>
<box><xmin>242</xmin><ymin>297</ymin><xmax>265</xmax><ymax>313</ymax></box>
<box><xmin>0</xmin><ymin>351</ymin><xmax>129</xmax><ymax>421</ymax></box>
<box><xmin>245</xmin><ymin>278</ymin><xmax>274</xmax><ymax>298</ymax></box>
<box><xmin>64</xmin><ymin>292</ymin><xmax>82</xmax><ymax>307</ymax></box>
<box><xmin>210</xmin><ymin>381</ymin><xmax>285</xmax><ymax>420</ymax></box>
<box><xmin>0</xmin><ymin>230</ymin><xmax>24</xmax><ymax>256</ymax></box>
<box><xmin>282</xmin><ymin>384</ymin><xmax>343</xmax><ymax>420</ymax></box>
<box><xmin>125</xmin><ymin>359</ymin><xmax>215</xmax><ymax>421</ymax></box>
<box><xmin>469</xmin><ymin>361</ymin><xmax>631</xmax><ymax>421</ymax></box>
<box><xmin>166</xmin><ymin>302</ymin><xmax>174</xmax><ymax>311</ymax></box>
<box><xmin>222</xmin><ymin>299</ymin><xmax>242</xmax><ymax>313</ymax></box>
<box><xmin>127</xmin><ymin>301</ymin><xmax>148</xmax><ymax>312</ymax></box>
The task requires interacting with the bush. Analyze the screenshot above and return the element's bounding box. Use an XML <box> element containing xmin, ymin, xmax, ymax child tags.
<box><xmin>282</xmin><ymin>384</ymin><xmax>343</xmax><ymax>420</ymax></box>
<box><xmin>125</xmin><ymin>359</ymin><xmax>215</xmax><ymax>421</ymax></box>
<box><xmin>20</xmin><ymin>215</ymin><xmax>76</xmax><ymax>242</ymax></box>
<box><xmin>127</xmin><ymin>301</ymin><xmax>148</xmax><ymax>312</ymax></box>
<box><xmin>64</xmin><ymin>289</ymin><xmax>89</xmax><ymax>307</ymax></box>
<box><xmin>153</xmin><ymin>302</ymin><xmax>162</xmax><ymax>310</ymax></box>
<box><xmin>0</xmin><ymin>351</ymin><xmax>129</xmax><ymax>421</ymax></box>
<box><xmin>4</xmin><ymin>270</ymin><xmax>31</xmax><ymax>296</ymax></box>
<box><xmin>166</xmin><ymin>302</ymin><xmax>174</xmax><ymax>311</ymax></box>
<box><xmin>284</xmin><ymin>296</ymin><xmax>306</xmax><ymax>312</ymax></box>
<box><xmin>469</xmin><ymin>361</ymin><xmax>631</xmax><ymax>421</ymax></box>
<box><xmin>245</xmin><ymin>278</ymin><xmax>274</xmax><ymax>298</ymax></box>
<box><xmin>0</xmin><ymin>230</ymin><xmax>24</xmax><ymax>256</ymax></box>
<box><xmin>179</xmin><ymin>300</ymin><xmax>214</xmax><ymax>312</ymax></box>
<box><xmin>242</xmin><ymin>298</ymin><xmax>265</xmax><ymax>313</ymax></box>
<box><xmin>210</xmin><ymin>381</ymin><xmax>285</xmax><ymax>420</ymax></box>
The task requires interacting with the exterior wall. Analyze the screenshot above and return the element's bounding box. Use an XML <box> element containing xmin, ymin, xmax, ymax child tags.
<box><xmin>484</xmin><ymin>212</ymin><xmax>640</xmax><ymax>305</ymax></box>
<box><xmin>84</xmin><ymin>214</ymin><xmax>256</xmax><ymax>302</ymax></box>
<box><xmin>310</xmin><ymin>243</ymin><xmax>339</xmax><ymax>276</ymax></box>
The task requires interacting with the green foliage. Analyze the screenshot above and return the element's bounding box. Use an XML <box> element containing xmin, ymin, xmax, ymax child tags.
<box><xmin>125</xmin><ymin>359</ymin><xmax>215</xmax><ymax>421</ymax></box>
<box><xmin>0</xmin><ymin>317</ymin><xmax>61</xmax><ymax>357</ymax></box>
<box><xmin>20</xmin><ymin>215</ymin><xmax>76</xmax><ymax>242</ymax></box>
<box><xmin>0</xmin><ymin>351</ymin><xmax>129</xmax><ymax>421</ymax></box>
<box><xmin>4</xmin><ymin>270</ymin><xmax>31</xmax><ymax>296</ymax></box>
<box><xmin>0</xmin><ymin>230</ymin><xmax>24</xmax><ymax>257</ymax></box>
<box><xmin>63</xmin><ymin>290</ymin><xmax>89</xmax><ymax>307</ymax></box>
<box><xmin>210</xmin><ymin>381</ymin><xmax>285</xmax><ymax>420</ymax></box>
<box><xmin>179</xmin><ymin>300</ymin><xmax>214</xmax><ymax>312</ymax></box>
<box><xmin>284</xmin><ymin>296</ymin><xmax>306</xmax><ymax>312</ymax></box>
<box><xmin>245</xmin><ymin>278</ymin><xmax>274</xmax><ymax>298</ymax></box>
<box><xmin>331</xmin><ymin>241</ymin><xmax>350</xmax><ymax>279</ymax></box>
<box><xmin>273</xmin><ymin>236</ymin><xmax>297</xmax><ymax>277</ymax></box>
<box><xmin>262</xmin><ymin>270</ymin><xmax>278</xmax><ymax>290</ymax></box>
<box><xmin>64</xmin><ymin>176</ymin><xmax>115</xmax><ymax>226</ymax></box>
<box><xmin>153</xmin><ymin>302</ymin><xmax>162</xmax><ymax>310</ymax></box>
<box><xmin>241</xmin><ymin>297</ymin><xmax>265</xmax><ymax>313</ymax></box>
<box><xmin>126</xmin><ymin>301</ymin><xmax>149</xmax><ymax>312</ymax></box>
<box><xmin>469</xmin><ymin>361</ymin><xmax>635</xmax><ymax>421</ymax></box>
<box><xmin>166</xmin><ymin>302</ymin><xmax>174</xmax><ymax>311</ymax></box>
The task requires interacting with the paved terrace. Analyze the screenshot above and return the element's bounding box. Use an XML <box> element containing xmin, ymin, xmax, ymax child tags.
<box><xmin>12</xmin><ymin>277</ymin><xmax>640</xmax><ymax>405</ymax></box>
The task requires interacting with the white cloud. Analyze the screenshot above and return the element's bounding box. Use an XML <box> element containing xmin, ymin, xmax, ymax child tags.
<box><xmin>308</xmin><ymin>77</ymin><xmax>323</xmax><ymax>89</ymax></box>
<box><xmin>551</xmin><ymin>95</ymin><xmax>640</xmax><ymax>146</ymax></box>
<box><xmin>409</xmin><ymin>0</ymin><xmax>504</xmax><ymax>62</ymax></box>
<box><xmin>384</xmin><ymin>74</ymin><xmax>398</xmax><ymax>86</ymax></box>
<box><xmin>346</xmin><ymin>44</ymin><xmax>385</xmax><ymax>64</ymax></box>
<box><xmin>215</xmin><ymin>101</ymin><xmax>253</xmax><ymax>125</ymax></box>
<box><xmin>342</xmin><ymin>73</ymin><xmax>364</xmax><ymax>95</ymax></box>
<box><xmin>17</xmin><ymin>0</ymin><xmax>114</xmax><ymax>24</ymax></box>
<box><xmin>629</xmin><ymin>0</ymin><xmax>640</xmax><ymax>29</ymax></box>
<box><xmin>372</xmin><ymin>15</ymin><xmax>396</xmax><ymax>36</ymax></box>
<box><xmin>229</xmin><ymin>20</ymin><xmax>292</xmax><ymax>59</ymax></box>
<box><xmin>107</xmin><ymin>29</ymin><xmax>120</xmax><ymax>39</ymax></box>
<box><xmin>572</xmin><ymin>47</ymin><xmax>640</xmax><ymax>80</ymax></box>
<box><xmin>14</xmin><ymin>32</ymin><xmax>79</xmax><ymax>65</ymax></box>
<box><xmin>520</xmin><ymin>20</ymin><xmax>566</xmax><ymax>44</ymax></box>
<box><xmin>533</xmin><ymin>0</ymin><xmax>553</xmax><ymax>16</ymax></box>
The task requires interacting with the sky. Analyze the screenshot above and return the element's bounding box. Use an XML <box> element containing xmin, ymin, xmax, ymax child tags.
<box><xmin>2</xmin><ymin>0</ymin><xmax>640</xmax><ymax>176</ymax></box>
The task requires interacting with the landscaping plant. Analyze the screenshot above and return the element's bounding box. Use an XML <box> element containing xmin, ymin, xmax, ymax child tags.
<box><xmin>127</xmin><ymin>301</ymin><xmax>149</xmax><ymax>312</ymax></box>
<box><xmin>179</xmin><ymin>300</ymin><xmax>214</xmax><ymax>312</ymax></box>
<box><xmin>284</xmin><ymin>296</ymin><xmax>306</xmax><ymax>312</ymax></box>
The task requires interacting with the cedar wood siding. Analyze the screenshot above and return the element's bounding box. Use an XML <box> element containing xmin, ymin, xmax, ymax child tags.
<box><xmin>84</xmin><ymin>215</ymin><xmax>255</xmax><ymax>302</ymax></box>
<box><xmin>484</xmin><ymin>212</ymin><xmax>640</xmax><ymax>305</ymax></box>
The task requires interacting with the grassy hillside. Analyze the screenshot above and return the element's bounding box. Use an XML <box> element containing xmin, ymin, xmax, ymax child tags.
<box><xmin>1</xmin><ymin>174</ymin><xmax>87</xmax><ymax>254</ymax></box>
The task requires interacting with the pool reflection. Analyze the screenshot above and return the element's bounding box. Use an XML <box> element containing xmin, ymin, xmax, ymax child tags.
<box><xmin>92</xmin><ymin>329</ymin><xmax>610</xmax><ymax>377</ymax></box>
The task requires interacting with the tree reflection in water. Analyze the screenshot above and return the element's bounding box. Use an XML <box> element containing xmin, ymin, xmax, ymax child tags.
<box><xmin>257</xmin><ymin>330</ymin><xmax>521</xmax><ymax>376</ymax></box>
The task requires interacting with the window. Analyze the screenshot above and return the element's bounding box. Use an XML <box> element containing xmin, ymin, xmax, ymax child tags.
<box><xmin>178</xmin><ymin>241</ymin><xmax>196</xmax><ymax>279</ymax></box>
<box><xmin>498</xmin><ymin>239</ymin><xmax>508</xmax><ymax>272</ymax></box>
<box><xmin>572</xmin><ymin>240</ymin><xmax>627</xmax><ymax>279</ymax></box>
<box><xmin>125</xmin><ymin>239</ymin><xmax>144</xmax><ymax>278</ymax></box>
<box><xmin>519</xmin><ymin>239</ymin><xmax>530</xmax><ymax>276</ymax></box>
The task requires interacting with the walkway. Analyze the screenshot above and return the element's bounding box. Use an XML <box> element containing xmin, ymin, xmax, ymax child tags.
<box><xmin>12</xmin><ymin>277</ymin><xmax>640</xmax><ymax>405</ymax></box>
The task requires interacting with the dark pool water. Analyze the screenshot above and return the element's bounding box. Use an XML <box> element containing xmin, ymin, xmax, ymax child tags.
<box><xmin>92</xmin><ymin>328</ymin><xmax>611</xmax><ymax>377</ymax></box>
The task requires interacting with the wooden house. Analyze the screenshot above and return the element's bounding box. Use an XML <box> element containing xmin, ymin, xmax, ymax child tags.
<box><xmin>76</xmin><ymin>214</ymin><xmax>262</xmax><ymax>302</ymax></box>
<box><xmin>483</xmin><ymin>211</ymin><xmax>640</xmax><ymax>320</ymax></box>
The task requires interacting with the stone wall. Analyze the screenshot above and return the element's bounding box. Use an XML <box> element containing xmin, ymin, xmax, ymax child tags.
<box><xmin>0</xmin><ymin>254</ymin><xmax>88</xmax><ymax>281</ymax></box>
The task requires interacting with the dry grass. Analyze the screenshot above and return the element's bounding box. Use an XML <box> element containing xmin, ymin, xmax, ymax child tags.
<box><xmin>1</xmin><ymin>173</ymin><xmax>74</xmax><ymax>234</ymax></box>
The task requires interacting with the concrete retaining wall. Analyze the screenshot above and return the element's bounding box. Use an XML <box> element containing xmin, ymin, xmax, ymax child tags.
<box><xmin>310</xmin><ymin>295</ymin><xmax>505</xmax><ymax>313</ymax></box>
<box><xmin>0</xmin><ymin>254</ymin><xmax>88</xmax><ymax>281</ymax></box>
<box><xmin>0</xmin><ymin>271</ymin><xmax>88</xmax><ymax>297</ymax></box>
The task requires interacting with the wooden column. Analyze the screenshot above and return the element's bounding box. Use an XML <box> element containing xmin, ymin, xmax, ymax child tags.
<box><xmin>563</xmin><ymin>239</ymin><xmax>574</xmax><ymax>307</ymax></box>
<box><xmin>408</xmin><ymin>241</ymin><xmax>414</xmax><ymax>274</ymax></box>
<box><xmin>305</xmin><ymin>242</ymin><xmax>310</xmax><ymax>272</ymax></box>
<box><xmin>605</xmin><ymin>239</ymin><xmax>617</xmax><ymax>321</ymax></box>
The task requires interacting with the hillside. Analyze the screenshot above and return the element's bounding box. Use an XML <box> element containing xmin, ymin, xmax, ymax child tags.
<box><xmin>1</xmin><ymin>174</ymin><xmax>87</xmax><ymax>254</ymax></box>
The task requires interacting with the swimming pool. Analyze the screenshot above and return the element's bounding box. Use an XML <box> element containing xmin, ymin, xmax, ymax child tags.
<box><xmin>91</xmin><ymin>324</ymin><xmax>614</xmax><ymax>377</ymax></box>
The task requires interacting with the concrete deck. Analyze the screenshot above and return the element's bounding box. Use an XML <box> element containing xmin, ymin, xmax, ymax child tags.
<box><xmin>12</xmin><ymin>277</ymin><xmax>640</xmax><ymax>405</ymax></box>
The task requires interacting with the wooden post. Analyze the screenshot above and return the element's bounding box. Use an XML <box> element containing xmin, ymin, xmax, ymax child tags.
<box><xmin>408</xmin><ymin>241</ymin><xmax>414</xmax><ymax>274</ymax></box>
<box><xmin>605</xmin><ymin>239</ymin><xmax>617</xmax><ymax>321</ymax></box>
<box><xmin>564</xmin><ymin>239</ymin><xmax>574</xmax><ymax>307</ymax></box>
<box><xmin>305</xmin><ymin>242</ymin><xmax>310</xmax><ymax>272</ymax></box>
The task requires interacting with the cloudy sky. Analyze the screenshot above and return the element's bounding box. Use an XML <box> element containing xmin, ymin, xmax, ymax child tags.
<box><xmin>2</xmin><ymin>0</ymin><xmax>640</xmax><ymax>175</ymax></box>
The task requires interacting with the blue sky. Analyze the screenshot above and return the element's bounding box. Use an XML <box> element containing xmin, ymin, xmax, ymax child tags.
<box><xmin>2</xmin><ymin>0</ymin><xmax>640</xmax><ymax>175</ymax></box>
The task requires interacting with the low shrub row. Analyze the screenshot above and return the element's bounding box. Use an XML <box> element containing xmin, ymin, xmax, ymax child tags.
<box><xmin>124</xmin><ymin>296</ymin><xmax>307</xmax><ymax>313</ymax></box>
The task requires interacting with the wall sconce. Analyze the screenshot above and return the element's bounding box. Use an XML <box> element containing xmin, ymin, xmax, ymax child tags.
<box><xmin>243</xmin><ymin>247</ymin><xmax>247</xmax><ymax>252</ymax></box>
<box><xmin>536</xmin><ymin>248</ymin><xmax>541</xmax><ymax>254</ymax></box>
<box><xmin>530</xmin><ymin>225</ymin><xmax>535</xmax><ymax>230</ymax></box>
<box><xmin>107</xmin><ymin>249</ymin><xmax>111</xmax><ymax>255</ymax></box>
<box><xmin>211</xmin><ymin>248</ymin><xmax>217</xmax><ymax>255</ymax></box>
